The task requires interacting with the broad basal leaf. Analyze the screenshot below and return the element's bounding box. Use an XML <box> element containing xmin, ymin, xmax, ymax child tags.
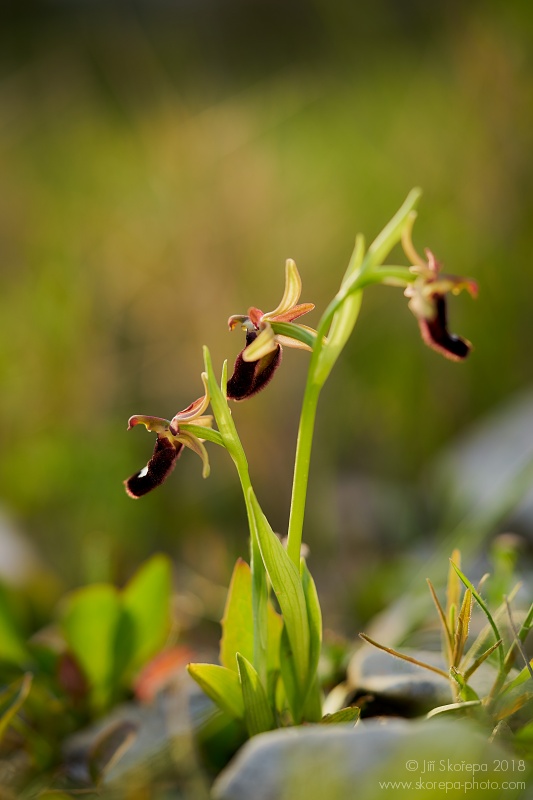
<box><xmin>187</xmin><ymin>663</ymin><xmax>244</xmax><ymax>720</ymax></box>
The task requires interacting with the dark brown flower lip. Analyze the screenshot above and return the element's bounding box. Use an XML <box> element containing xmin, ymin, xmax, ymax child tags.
<box><xmin>226</xmin><ymin>330</ymin><xmax>282</xmax><ymax>401</ymax></box>
<box><xmin>419</xmin><ymin>294</ymin><xmax>472</xmax><ymax>361</ymax></box>
<box><xmin>125</xmin><ymin>437</ymin><xmax>183</xmax><ymax>498</ymax></box>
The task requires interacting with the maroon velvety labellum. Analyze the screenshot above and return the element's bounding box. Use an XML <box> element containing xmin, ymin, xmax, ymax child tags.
<box><xmin>420</xmin><ymin>295</ymin><xmax>471</xmax><ymax>361</ymax></box>
<box><xmin>227</xmin><ymin>331</ymin><xmax>282</xmax><ymax>401</ymax></box>
<box><xmin>125</xmin><ymin>438</ymin><xmax>183</xmax><ymax>498</ymax></box>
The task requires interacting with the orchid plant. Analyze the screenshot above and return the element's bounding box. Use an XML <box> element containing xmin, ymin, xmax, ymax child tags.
<box><xmin>124</xmin><ymin>189</ymin><xmax>477</xmax><ymax>735</ymax></box>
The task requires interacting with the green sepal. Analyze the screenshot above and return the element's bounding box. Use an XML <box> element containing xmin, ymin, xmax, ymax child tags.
<box><xmin>187</xmin><ymin>663</ymin><xmax>244</xmax><ymax>720</ymax></box>
<box><xmin>236</xmin><ymin>653</ymin><xmax>276</xmax><ymax>736</ymax></box>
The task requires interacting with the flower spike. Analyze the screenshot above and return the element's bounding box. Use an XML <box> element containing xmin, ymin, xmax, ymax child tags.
<box><xmin>227</xmin><ymin>259</ymin><xmax>315</xmax><ymax>400</ymax></box>
<box><xmin>125</xmin><ymin>375</ymin><xmax>214</xmax><ymax>498</ymax></box>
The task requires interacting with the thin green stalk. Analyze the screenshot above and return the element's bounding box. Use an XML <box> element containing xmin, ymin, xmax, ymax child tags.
<box><xmin>203</xmin><ymin>348</ymin><xmax>268</xmax><ymax>684</ymax></box>
<box><xmin>286</xmin><ymin>381</ymin><xmax>321</xmax><ymax>566</ymax></box>
<box><xmin>286</xmin><ymin>190</ymin><xmax>421</xmax><ymax>566</ymax></box>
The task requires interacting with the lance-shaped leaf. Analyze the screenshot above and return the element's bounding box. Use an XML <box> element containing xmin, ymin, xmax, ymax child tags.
<box><xmin>314</xmin><ymin>235</ymin><xmax>365</xmax><ymax>386</ymax></box>
<box><xmin>320</xmin><ymin>707</ymin><xmax>360</xmax><ymax>725</ymax></box>
<box><xmin>187</xmin><ymin>663</ymin><xmax>244</xmax><ymax>720</ymax></box>
<box><xmin>237</xmin><ymin>653</ymin><xmax>275</xmax><ymax>736</ymax></box>
<box><xmin>220</xmin><ymin>559</ymin><xmax>254</xmax><ymax>672</ymax></box>
<box><xmin>301</xmin><ymin>559</ymin><xmax>322</xmax><ymax>698</ymax></box>
<box><xmin>248</xmin><ymin>489</ymin><xmax>310</xmax><ymax>692</ymax></box>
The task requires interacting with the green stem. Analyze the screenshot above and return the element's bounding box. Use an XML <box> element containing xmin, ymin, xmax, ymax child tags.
<box><xmin>286</xmin><ymin>190</ymin><xmax>422</xmax><ymax>567</ymax></box>
<box><xmin>286</xmin><ymin>381</ymin><xmax>321</xmax><ymax>566</ymax></box>
<box><xmin>203</xmin><ymin>348</ymin><xmax>268</xmax><ymax>685</ymax></box>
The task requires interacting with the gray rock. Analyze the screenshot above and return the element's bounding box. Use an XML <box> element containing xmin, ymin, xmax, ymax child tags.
<box><xmin>212</xmin><ymin>717</ymin><xmax>526</xmax><ymax>800</ymax></box>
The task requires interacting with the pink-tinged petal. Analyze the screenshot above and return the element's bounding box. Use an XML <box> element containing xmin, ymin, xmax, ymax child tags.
<box><xmin>125</xmin><ymin>438</ymin><xmax>183</xmax><ymax>498</ymax></box>
<box><xmin>268</xmin><ymin>302</ymin><xmax>315</xmax><ymax>323</ymax></box>
<box><xmin>227</xmin><ymin>331</ymin><xmax>282</xmax><ymax>401</ymax></box>
<box><xmin>127</xmin><ymin>416</ymin><xmax>171</xmax><ymax>433</ymax></box>
<box><xmin>418</xmin><ymin>295</ymin><xmax>472</xmax><ymax>361</ymax></box>
<box><xmin>228</xmin><ymin>314</ymin><xmax>250</xmax><ymax>331</ymax></box>
<box><xmin>171</xmin><ymin>373</ymin><xmax>210</xmax><ymax>428</ymax></box>
<box><xmin>247</xmin><ymin>307</ymin><xmax>264</xmax><ymax>328</ymax></box>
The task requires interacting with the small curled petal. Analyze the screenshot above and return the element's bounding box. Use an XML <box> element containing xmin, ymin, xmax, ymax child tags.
<box><xmin>127</xmin><ymin>416</ymin><xmax>171</xmax><ymax>433</ymax></box>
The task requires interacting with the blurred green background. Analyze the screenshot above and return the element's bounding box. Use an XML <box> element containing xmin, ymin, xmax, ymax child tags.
<box><xmin>1</xmin><ymin>1</ymin><xmax>532</xmax><ymax>629</ymax></box>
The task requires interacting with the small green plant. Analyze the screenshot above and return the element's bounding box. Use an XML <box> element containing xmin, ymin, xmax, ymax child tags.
<box><xmin>0</xmin><ymin>554</ymin><xmax>173</xmax><ymax>779</ymax></box>
<box><xmin>360</xmin><ymin>548</ymin><xmax>533</xmax><ymax>732</ymax></box>
<box><xmin>124</xmin><ymin>189</ymin><xmax>479</xmax><ymax>735</ymax></box>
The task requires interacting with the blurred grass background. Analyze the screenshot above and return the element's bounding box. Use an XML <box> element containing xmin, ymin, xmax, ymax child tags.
<box><xmin>1</xmin><ymin>0</ymin><xmax>533</xmax><ymax>629</ymax></box>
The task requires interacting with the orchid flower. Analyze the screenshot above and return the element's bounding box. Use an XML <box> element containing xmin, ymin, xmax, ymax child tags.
<box><xmin>226</xmin><ymin>259</ymin><xmax>315</xmax><ymax>400</ymax></box>
<box><xmin>402</xmin><ymin>245</ymin><xmax>477</xmax><ymax>362</ymax></box>
<box><xmin>125</xmin><ymin>373</ymin><xmax>213</xmax><ymax>498</ymax></box>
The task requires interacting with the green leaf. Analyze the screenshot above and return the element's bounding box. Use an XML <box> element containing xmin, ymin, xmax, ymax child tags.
<box><xmin>220</xmin><ymin>559</ymin><xmax>254</xmax><ymax>672</ymax></box>
<box><xmin>120</xmin><ymin>553</ymin><xmax>172</xmax><ymax>673</ymax></box>
<box><xmin>450</xmin><ymin>560</ymin><xmax>504</xmax><ymax>671</ymax></box>
<box><xmin>313</xmin><ymin>235</ymin><xmax>364</xmax><ymax>385</ymax></box>
<box><xmin>248</xmin><ymin>489</ymin><xmax>310</xmax><ymax>691</ymax></box>
<box><xmin>449</xmin><ymin>667</ymin><xmax>480</xmax><ymax>702</ymax></box>
<box><xmin>61</xmin><ymin>584</ymin><xmax>122</xmax><ymax>709</ymax></box>
<box><xmin>501</xmin><ymin>660</ymin><xmax>533</xmax><ymax>694</ymax></box>
<box><xmin>426</xmin><ymin>700</ymin><xmax>482</xmax><ymax>719</ymax></box>
<box><xmin>320</xmin><ymin>707</ymin><xmax>360</xmax><ymax>725</ymax></box>
<box><xmin>301</xmin><ymin>559</ymin><xmax>322</xmax><ymax>692</ymax></box>
<box><xmin>0</xmin><ymin>587</ymin><xmax>31</xmax><ymax>666</ymax></box>
<box><xmin>266</xmin><ymin>602</ymin><xmax>283</xmax><ymax>674</ymax></box>
<box><xmin>494</xmin><ymin>689</ymin><xmax>533</xmax><ymax>722</ymax></box>
<box><xmin>279</xmin><ymin>624</ymin><xmax>300</xmax><ymax>721</ymax></box>
<box><xmin>187</xmin><ymin>663</ymin><xmax>244</xmax><ymax>720</ymax></box>
<box><xmin>236</xmin><ymin>653</ymin><xmax>275</xmax><ymax>736</ymax></box>
<box><xmin>0</xmin><ymin>673</ymin><xmax>32</xmax><ymax>743</ymax></box>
